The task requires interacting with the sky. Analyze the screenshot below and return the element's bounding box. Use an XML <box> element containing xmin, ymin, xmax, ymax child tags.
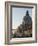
<box><xmin>12</xmin><ymin>7</ymin><xmax>32</xmax><ymax>29</ymax></box>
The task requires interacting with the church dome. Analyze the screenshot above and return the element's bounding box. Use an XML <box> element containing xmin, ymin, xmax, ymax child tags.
<box><xmin>23</xmin><ymin>10</ymin><xmax>32</xmax><ymax>25</ymax></box>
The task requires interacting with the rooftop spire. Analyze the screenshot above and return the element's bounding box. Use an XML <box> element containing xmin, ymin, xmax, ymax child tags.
<box><xmin>26</xmin><ymin>10</ymin><xmax>29</xmax><ymax>16</ymax></box>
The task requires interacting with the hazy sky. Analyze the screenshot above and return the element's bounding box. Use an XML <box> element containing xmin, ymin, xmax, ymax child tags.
<box><xmin>12</xmin><ymin>7</ymin><xmax>32</xmax><ymax>29</ymax></box>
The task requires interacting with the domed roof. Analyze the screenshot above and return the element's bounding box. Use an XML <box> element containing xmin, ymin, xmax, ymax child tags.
<box><xmin>23</xmin><ymin>10</ymin><xmax>32</xmax><ymax>25</ymax></box>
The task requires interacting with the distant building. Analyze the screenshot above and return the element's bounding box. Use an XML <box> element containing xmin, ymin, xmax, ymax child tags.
<box><xmin>23</xmin><ymin>10</ymin><xmax>32</xmax><ymax>25</ymax></box>
<box><xmin>22</xmin><ymin>10</ymin><xmax>32</xmax><ymax>31</ymax></box>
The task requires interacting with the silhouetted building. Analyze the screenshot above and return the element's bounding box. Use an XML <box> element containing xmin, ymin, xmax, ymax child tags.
<box><xmin>23</xmin><ymin>10</ymin><xmax>32</xmax><ymax>25</ymax></box>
